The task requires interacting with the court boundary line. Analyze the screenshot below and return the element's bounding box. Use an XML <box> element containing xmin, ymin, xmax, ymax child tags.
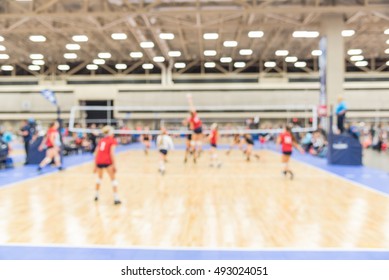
<box><xmin>1</xmin><ymin>242</ymin><xmax>389</xmax><ymax>253</ymax></box>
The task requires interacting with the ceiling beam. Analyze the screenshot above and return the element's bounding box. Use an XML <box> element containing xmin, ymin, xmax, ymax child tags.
<box><xmin>35</xmin><ymin>0</ymin><xmax>59</xmax><ymax>13</ymax></box>
<box><xmin>1</xmin><ymin>5</ymin><xmax>388</xmax><ymax>20</ymax></box>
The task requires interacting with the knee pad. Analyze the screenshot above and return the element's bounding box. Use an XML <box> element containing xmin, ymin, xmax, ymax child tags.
<box><xmin>190</xmin><ymin>141</ymin><xmax>195</xmax><ymax>147</ymax></box>
<box><xmin>96</xmin><ymin>178</ymin><xmax>102</xmax><ymax>185</ymax></box>
<box><xmin>196</xmin><ymin>141</ymin><xmax>202</xmax><ymax>147</ymax></box>
<box><xmin>112</xmin><ymin>180</ymin><xmax>118</xmax><ymax>187</ymax></box>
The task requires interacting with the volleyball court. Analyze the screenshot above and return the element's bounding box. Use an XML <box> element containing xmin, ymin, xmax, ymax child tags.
<box><xmin>1</xmin><ymin>95</ymin><xmax>389</xmax><ymax>259</ymax></box>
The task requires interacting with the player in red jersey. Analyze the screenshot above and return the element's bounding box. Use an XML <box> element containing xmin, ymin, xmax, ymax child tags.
<box><xmin>94</xmin><ymin>126</ymin><xmax>121</xmax><ymax>205</ymax></box>
<box><xmin>186</xmin><ymin>94</ymin><xmax>203</xmax><ymax>163</ymax></box>
<box><xmin>38</xmin><ymin>121</ymin><xmax>63</xmax><ymax>172</ymax></box>
<box><xmin>277</xmin><ymin>125</ymin><xmax>304</xmax><ymax>180</ymax></box>
<box><xmin>209</xmin><ymin>123</ymin><xmax>222</xmax><ymax>168</ymax></box>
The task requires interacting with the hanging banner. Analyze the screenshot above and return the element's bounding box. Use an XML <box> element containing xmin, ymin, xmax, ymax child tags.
<box><xmin>318</xmin><ymin>37</ymin><xmax>327</xmax><ymax>117</ymax></box>
<box><xmin>40</xmin><ymin>89</ymin><xmax>57</xmax><ymax>106</ymax></box>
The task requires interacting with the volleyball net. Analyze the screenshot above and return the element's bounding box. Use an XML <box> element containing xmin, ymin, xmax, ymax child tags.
<box><xmin>68</xmin><ymin>105</ymin><xmax>318</xmax><ymax>136</ymax></box>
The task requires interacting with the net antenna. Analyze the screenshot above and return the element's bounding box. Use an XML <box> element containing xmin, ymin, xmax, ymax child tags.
<box><xmin>69</xmin><ymin>105</ymin><xmax>318</xmax><ymax>135</ymax></box>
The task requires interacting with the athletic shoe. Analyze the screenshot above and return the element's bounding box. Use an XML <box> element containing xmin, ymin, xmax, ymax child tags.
<box><xmin>217</xmin><ymin>162</ymin><xmax>222</xmax><ymax>168</ymax></box>
<box><xmin>114</xmin><ymin>200</ymin><xmax>121</xmax><ymax>205</ymax></box>
<box><xmin>254</xmin><ymin>154</ymin><xmax>260</xmax><ymax>160</ymax></box>
<box><xmin>58</xmin><ymin>166</ymin><xmax>64</xmax><ymax>171</ymax></box>
<box><xmin>288</xmin><ymin>171</ymin><xmax>294</xmax><ymax>180</ymax></box>
<box><xmin>282</xmin><ymin>171</ymin><xmax>287</xmax><ymax>177</ymax></box>
<box><xmin>37</xmin><ymin>167</ymin><xmax>42</xmax><ymax>173</ymax></box>
<box><xmin>184</xmin><ymin>157</ymin><xmax>187</xmax><ymax>163</ymax></box>
<box><xmin>94</xmin><ymin>196</ymin><xmax>98</xmax><ymax>201</ymax></box>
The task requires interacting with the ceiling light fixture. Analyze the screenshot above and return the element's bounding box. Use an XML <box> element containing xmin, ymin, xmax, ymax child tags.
<box><xmin>98</xmin><ymin>52</ymin><xmax>112</xmax><ymax>59</ymax></box>
<box><xmin>174</xmin><ymin>62</ymin><xmax>186</xmax><ymax>69</ymax></box>
<box><xmin>248</xmin><ymin>31</ymin><xmax>264</xmax><ymax>38</ymax></box>
<box><xmin>86</xmin><ymin>64</ymin><xmax>98</xmax><ymax>70</ymax></box>
<box><xmin>311</xmin><ymin>50</ymin><xmax>322</xmax><ymax>56</ymax></box>
<box><xmin>111</xmin><ymin>33</ymin><xmax>127</xmax><ymax>40</ymax></box>
<box><xmin>294</xmin><ymin>61</ymin><xmax>307</xmax><ymax>67</ymax></box>
<box><xmin>264</xmin><ymin>61</ymin><xmax>276</xmax><ymax>68</ymax></box>
<box><xmin>142</xmin><ymin>63</ymin><xmax>154</xmax><ymax>70</ymax></box>
<box><xmin>66</xmin><ymin>44</ymin><xmax>81</xmax><ymax>50</ymax></box>
<box><xmin>130</xmin><ymin>52</ymin><xmax>143</xmax><ymax>58</ymax></box>
<box><xmin>275</xmin><ymin>50</ymin><xmax>289</xmax><ymax>56</ymax></box>
<box><xmin>204</xmin><ymin>62</ymin><xmax>216</xmax><ymax>68</ymax></box>
<box><xmin>168</xmin><ymin>51</ymin><xmax>181</xmax><ymax>57</ymax></box>
<box><xmin>57</xmin><ymin>65</ymin><xmax>70</xmax><ymax>71</ymax></box>
<box><xmin>140</xmin><ymin>42</ymin><xmax>154</xmax><ymax>48</ymax></box>
<box><xmin>292</xmin><ymin>31</ymin><xmax>319</xmax><ymax>38</ymax></box>
<box><xmin>234</xmin><ymin>62</ymin><xmax>246</xmax><ymax>68</ymax></box>
<box><xmin>203</xmin><ymin>33</ymin><xmax>219</xmax><ymax>40</ymax></box>
<box><xmin>153</xmin><ymin>56</ymin><xmax>165</xmax><ymax>62</ymax></box>
<box><xmin>159</xmin><ymin>33</ymin><xmax>174</xmax><ymax>40</ymax></box>
<box><xmin>285</xmin><ymin>56</ymin><xmax>298</xmax><ymax>63</ymax></box>
<box><xmin>115</xmin><ymin>64</ymin><xmax>127</xmax><ymax>70</ymax></box>
<box><xmin>204</xmin><ymin>50</ymin><xmax>217</xmax><ymax>56</ymax></box>
<box><xmin>342</xmin><ymin>30</ymin><xmax>355</xmax><ymax>37</ymax></box>
<box><xmin>72</xmin><ymin>35</ymin><xmax>88</xmax><ymax>42</ymax></box>
<box><xmin>223</xmin><ymin>41</ymin><xmax>238</xmax><ymax>47</ymax></box>
<box><xmin>29</xmin><ymin>35</ymin><xmax>46</xmax><ymax>42</ymax></box>
<box><xmin>220</xmin><ymin>57</ymin><xmax>232</xmax><ymax>63</ymax></box>
<box><xmin>347</xmin><ymin>49</ymin><xmax>363</xmax><ymax>55</ymax></box>
<box><xmin>239</xmin><ymin>49</ymin><xmax>253</xmax><ymax>55</ymax></box>
<box><xmin>1</xmin><ymin>65</ymin><xmax>13</xmax><ymax>71</ymax></box>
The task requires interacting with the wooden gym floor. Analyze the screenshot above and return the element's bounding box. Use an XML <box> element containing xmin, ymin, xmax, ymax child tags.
<box><xmin>0</xmin><ymin>148</ymin><xmax>389</xmax><ymax>250</ymax></box>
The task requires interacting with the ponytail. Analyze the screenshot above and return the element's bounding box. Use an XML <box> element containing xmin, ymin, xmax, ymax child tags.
<box><xmin>285</xmin><ymin>125</ymin><xmax>297</xmax><ymax>143</ymax></box>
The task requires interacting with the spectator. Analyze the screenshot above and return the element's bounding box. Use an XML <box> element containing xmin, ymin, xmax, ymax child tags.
<box><xmin>347</xmin><ymin>123</ymin><xmax>360</xmax><ymax>140</ymax></box>
<box><xmin>87</xmin><ymin>123</ymin><xmax>99</xmax><ymax>153</ymax></box>
<box><xmin>372</xmin><ymin>124</ymin><xmax>383</xmax><ymax>152</ymax></box>
<box><xmin>20</xmin><ymin>120</ymin><xmax>35</xmax><ymax>164</ymax></box>
<box><xmin>301</xmin><ymin>132</ymin><xmax>313</xmax><ymax>152</ymax></box>
<box><xmin>0</xmin><ymin>127</ymin><xmax>12</xmax><ymax>169</ymax></box>
<box><xmin>309</xmin><ymin>131</ymin><xmax>327</xmax><ymax>158</ymax></box>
